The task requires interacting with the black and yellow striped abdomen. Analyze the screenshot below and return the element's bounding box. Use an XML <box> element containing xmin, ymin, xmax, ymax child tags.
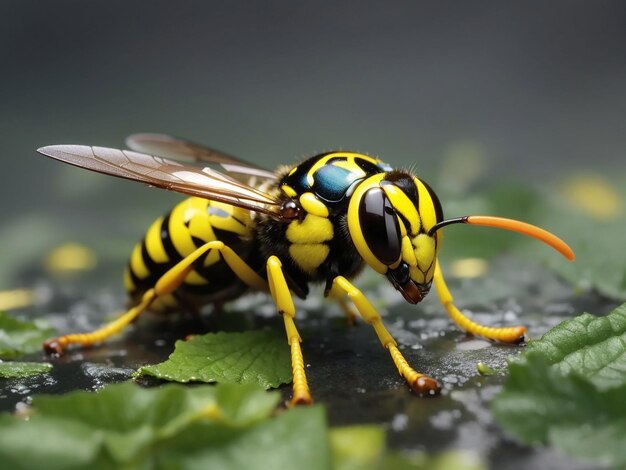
<box><xmin>124</xmin><ymin>197</ymin><xmax>258</xmax><ymax>311</ymax></box>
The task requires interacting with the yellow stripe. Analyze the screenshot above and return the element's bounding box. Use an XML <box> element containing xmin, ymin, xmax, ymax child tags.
<box><xmin>124</xmin><ymin>267</ymin><xmax>135</xmax><ymax>292</ymax></box>
<box><xmin>130</xmin><ymin>243</ymin><xmax>149</xmax><ymax>279</ymax></box>
<box><xmin>184</xmin><ymin>270</ymin><xmax>209</xmax><ymax>285</ymax></box>
<box><xmin>145</xmin><ymin>216</ymin><xmax>169</xmax><ymax>264</ymax></box>
<box><xmin>187</xmin><ymin>201</ymin><xmax>214</xmax><ymax>243</ymax></box>
<box><xmin>306</xmin><ymin>152</ymin><xmax>381</xmax><ymax>186</ymax></box>
<box><xmin>157</xmin><ymin>294</ymin><xmax>179</xmax><ymax>310</ymax></box>
<box><xmin>203</xmin><ymin>248</ymin><xmax>221</xmax><ymax>267</ymax></box>
<box><xmin>170</xmin><ymin>199</ymin><xmax>200</xmax><ymax>258</ymax></box>
<box><xmin>382</xmin><ymin>184</ymin><xmax>420</xmax><ymax>235</ymax></box>
<box><xmin>208</xmin><ymin>203</ymin><xmax>253</xmax><ymax>236</ymax></box>
<box><xmin>413</xmin><ymin>233</ymin><xmax>436</xmax><ymax>272</ymax></box>
<box><xmin>425</xmin><ymin>261</ymin><xmax>436</xmax><ymax>283</ymax></box>
<box><xmin>281</xmin><ymin>184</ymin><xmax>297</xmax><ymax>197</ymax></box>
<box><xmin>409</xmin><ymin>266</ymin><xmax>425</xmax><ymax>284</ymax></box>
<box><xmin>286</xmin><ymin>214</ymin><xmax>333</xmax><ymax>244</ymax></box>
<box><xmin>415</xmin><ymin>179</ymin><xmax>438</xmax><ymax>232</ymax></box>
<box><xmin>343</xmin><ymin>152</ymin><xmax>380</xmax><ymax>165</ymax></box>
<box><xmin>332</xmin><ymin>160</ymin><xmax>366</xmax><ymax>176</ymax></box>
<box><xmin>299</xmin><ymin>192</ymin><xmax>329</xmax><ymax>217</ymax></box>
<box><xmin>401</xmin><ymin>236</ymin><xmax>417</xmax><ymax>267</ymax></box>
<box><xmin>288</xmin><ymin>244</ymin><xmax>329</xmax><ymax>273</ymax></box>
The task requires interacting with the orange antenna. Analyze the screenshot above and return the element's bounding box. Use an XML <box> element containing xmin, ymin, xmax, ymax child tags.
<box><xmin>429</xmin><ymin>215</ymin><xmax>575</xmax><ymax>261</ymax></box>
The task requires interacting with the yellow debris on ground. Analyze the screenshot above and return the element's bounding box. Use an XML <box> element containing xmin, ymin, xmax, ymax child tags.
<box><xmin>44</xmin><ymin>242</ymin><xmax>98</xmax><ymax>274</ymax></box>
<box><xmin>560</xmin><ymin>173</ymin><xmax>623</xmax><ymax>220</ymax></box>
<box><xmin>449</xmin><ymin>258</ymin><xmax>488</xmax><ymax>279</ymax></box>
<box><xmin>0</xmin><ymin>289</ymin><xmax>35</xmax><ymax>310</ymax></box>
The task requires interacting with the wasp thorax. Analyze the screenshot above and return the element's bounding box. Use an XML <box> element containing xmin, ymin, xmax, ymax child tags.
<box><xmin>347</xmin><ymin>171</ymin><xmax>443</xmax><ymax>304</ymax></box>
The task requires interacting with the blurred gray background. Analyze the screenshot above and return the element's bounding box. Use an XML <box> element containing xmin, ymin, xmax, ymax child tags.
<box><xmin>1</xmin><ymin>0</ymin><xmax>625</xmax><ymax>285</ymax></box>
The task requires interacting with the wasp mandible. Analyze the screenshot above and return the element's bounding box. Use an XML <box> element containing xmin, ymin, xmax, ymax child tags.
<box><xmin>38</xmin><ymin>134</ymin><xmax>574</xmax><ymax>404</ymax></box>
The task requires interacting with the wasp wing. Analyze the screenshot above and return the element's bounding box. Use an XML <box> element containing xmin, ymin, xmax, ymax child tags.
<box><xmin>37</xmin><ymin>145</ymin><xmax>282</xmax><ymax>218</ymax></box>
<box><xmin>125</xmin><ymin>133</ymin><xmax>277</xmax><ymax>180</ymax></box>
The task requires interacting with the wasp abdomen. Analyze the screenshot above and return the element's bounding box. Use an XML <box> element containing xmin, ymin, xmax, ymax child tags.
<box><xmin>124</xmin><ymin>197</ymin><xmax>257</xmax><ymax>311</ymax></box>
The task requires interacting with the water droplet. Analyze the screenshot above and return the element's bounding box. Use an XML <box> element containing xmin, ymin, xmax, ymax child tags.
<box><xmin>390</xmin><ymin>413</ymin><xmax>408</xmax><ymax>431</ymax></box>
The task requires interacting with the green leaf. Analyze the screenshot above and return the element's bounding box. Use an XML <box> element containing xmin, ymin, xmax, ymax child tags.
<box><xmin>0</xmin><ymin>370</ymin><xmax>490</xmax><ymax>469</ymax></box>
<box><xmin>440</xmin><ymin>176</ymin><xmax>626</xmax><ymax>299</ymax></box>
<box><xmin>135</xmin><ymin>330</ymin><xmax>292</xmax><ymax>389</ymax></box>
<box><xmin>476</xmin><ymin>362</ymin><xmax>495</xmax><ymax>376</ymax></box>
<box><xmin>492</xmin><ymin>303</ymin><xmax>626</xmax><ymax>467</ymax></box>
<box><xmin>492</xmin><ymin>355</ymin><xmax>626</xmax><ymax>467</ymax></box>
<box><xmin>519</xmin><ymin>181</ymin><xmax>626</xmax><ymax>300</ymax></box>
<box><xmin>523</xmin><ymin>303</ymin><xmax>626</xmax><ymax>390</ymax></box>
<box><xmin>0</xmin><ymin>361</ymin><xmax>52</xmax><ymax>378</ymax></box>
<box><xmin>0</xmin><ymin>382</ymin><xmax>328</xmax><ymax>469</ymax></box>
<box><xmin>381</xmin><ymin>450</ymin><xmax>486</xmax><ymax>470</ymax></box>
<box><xmin>328</xmin><ymin>426</ymin><xmax>487</xmax><ymax>470</ymax></box>
<box><xmin>0</xmin><ymin>312</ymin><xmax>55</xmax><ymax>359</ymax></box>
<box><xmin>160</xmin><ymin>405</ymin><xmax>330</xmax><ymax>470</ymax></box>
<box><xmin>330</xmin><ymin>425</ymin><xmax>386</xmax><ymax>470</ymax></box>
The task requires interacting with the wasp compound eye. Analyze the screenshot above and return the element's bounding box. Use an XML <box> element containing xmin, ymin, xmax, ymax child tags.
<box><xmin>358</xmin><ymin>187</ymin><xmax>402</xmax><ymax>265</ymax></box>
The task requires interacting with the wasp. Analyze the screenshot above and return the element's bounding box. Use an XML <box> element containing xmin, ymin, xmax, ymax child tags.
<box><xmin>38</xmin><ymin>134</ymin><xmax>574</xmax><ymax>404</ymax></box>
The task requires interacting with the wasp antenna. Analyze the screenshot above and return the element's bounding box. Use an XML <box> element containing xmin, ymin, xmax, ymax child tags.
<box><xmin>429</xmin><ymin>215</ymin><xmax>575</xmax><ymax>261</ymax></box>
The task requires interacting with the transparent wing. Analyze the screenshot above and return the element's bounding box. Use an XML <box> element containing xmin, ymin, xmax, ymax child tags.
<box><xmin>125</xmin><ymin>133</ymin><xmax>277</xmax><ymax>180</ymax></box>
<box><xmin>37</xmin><ymin>145</ymin><xmax>282</xmax><ymax>218</ymax></box>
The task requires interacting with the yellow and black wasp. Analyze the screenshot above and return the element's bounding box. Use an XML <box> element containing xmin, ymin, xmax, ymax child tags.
<box><xmin>38</xmin><ymin>134</ymin><xmax>574</xmax><ymax>404</ymax></box>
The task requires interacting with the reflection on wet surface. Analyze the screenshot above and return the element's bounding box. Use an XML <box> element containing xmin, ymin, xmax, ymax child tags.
<box><xmin>0</xmin><ymin>257</ymin><xmax>616</xmax><ymax>469</ymax></box>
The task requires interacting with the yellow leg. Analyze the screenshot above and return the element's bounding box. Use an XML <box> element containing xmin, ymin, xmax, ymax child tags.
<box><xmin>334</xmin><ymin>297</ymin><xmax>357</xmax><ymax>326</ymax></box>
<box><xmin>266</xmin><ymin>256</ymin><xmax>312</xmax><ymax>406</ymax></box>
<box><xmin>328</xmin><ymin>276</ymin><xmax>441</xmax><ymax>396</ymax></box>
<box><xmin>44</xmin><ymin>241</ymin><xmax>268</xmax><ymax>355</ymax></box>
<box><xmin>433</xmin><ymin>259</ymin><xmax>526</xmax><ymax>343</ymax></box>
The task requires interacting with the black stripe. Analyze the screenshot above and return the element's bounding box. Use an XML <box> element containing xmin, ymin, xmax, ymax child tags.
<box><xmin>160</xmin><ymin>213</ymin><xmax>181</xmax><ymax>261</ymax></box>
<box><xmin>355</xmin><ymin>157</ymin><xmax>385</xmax><ymax>175</ymax></box>
<box><xmin>229</xmin><ymin>213</ymin><xmax>247</xmax><ymax>228</ymax></box>
<box><xmin>126</xmin><ymin>263</ymin><xmax>140</xmax><ymax>294</ymax></box>
<box><xmin>141</xmin><ymin>239</ymin><xmax>161</xmax><ymax>277</ymax></box>
<box><xmin>420</xmin><ymin>179</ymin><xmax>444</xmax><ymax>223</ymax></box>
<box><xmin>382</xmin><ymin>173</ymin><xmax>420</xmax><ymax>210</ymax></box>
<box><xmin>211</xmin><ymin>225</ymin><xmax>242</xmax><ymax>248</ymax></box>
<box><xmin>127</xmin><ymin>259</ymin><xmax>149</xmax><ymax>294</ymax></box>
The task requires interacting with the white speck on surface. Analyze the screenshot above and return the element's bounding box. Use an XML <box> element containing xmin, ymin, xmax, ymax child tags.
<box><xmin>503</xmin><ymin>310</ymin><xmax>518</xmax><ymax>322</ymax></box>
<box><xmin>10</xmin><ymin>384</ymin><xmax>31</xmax><ymax>395</ymax></box>
<box><xmin>390</xmin><ymin>413</ymin><xmax>409</xmax><ymax>431</ymax></box>
<box><xmin>257</xmin><ymin>304</ymin><xmax>276</xmax><ymax>318</ymax></box>
<box><xmin>15</xmin><ymin>401</ymin><xmax>30</xmax><ymax>415</ymax></box>
<box><xmin>429</xmin><ymin>409</ymin><xmax>462</xmax><ymax>430</ymax></box>
<box><xmin>456</xmin><ymin>339</ymin><xmax>491</xmax><ymax>351</ymax></box>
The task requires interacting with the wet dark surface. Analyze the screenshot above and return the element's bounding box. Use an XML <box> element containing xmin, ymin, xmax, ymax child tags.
<box><xmin>0</xmin><ymin>257</ymin><xmax>616</xmax><ymax>469</ymax></box>
<box><xmin>2</xmin><ymin>4</ymin><xmax>624</xmax><ymax>468</ymax></box>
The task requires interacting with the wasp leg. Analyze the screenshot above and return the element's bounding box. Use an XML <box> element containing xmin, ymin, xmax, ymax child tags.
<box><xmin>328</xmin><ymin>276</ymin><xmax>441</xmax><ymax>396</ymax></box>
<box><xmin>44</xmin><ymin>241</ymin><xmax>268</xmax><ymax>355</ymax></box>
<box><xmin>334</xmin><ymin>298</ymin><xmax>357</xmax><ymax>326</ymax></box>
<box><xmin>266</xmin><ymin>256</ymin><xmax>312</xmax><ymax>406</ymax></box>
<box><xmin>433</xmin><ymin>259</ymin><xmax>526</xmax><ymax>343</ymax></box>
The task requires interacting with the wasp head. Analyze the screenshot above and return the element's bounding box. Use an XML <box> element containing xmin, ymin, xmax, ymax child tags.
<box><xmin>347</xmin><ymin>171</ymin><xmax>443</xmax><ymax>304</ymax></box>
